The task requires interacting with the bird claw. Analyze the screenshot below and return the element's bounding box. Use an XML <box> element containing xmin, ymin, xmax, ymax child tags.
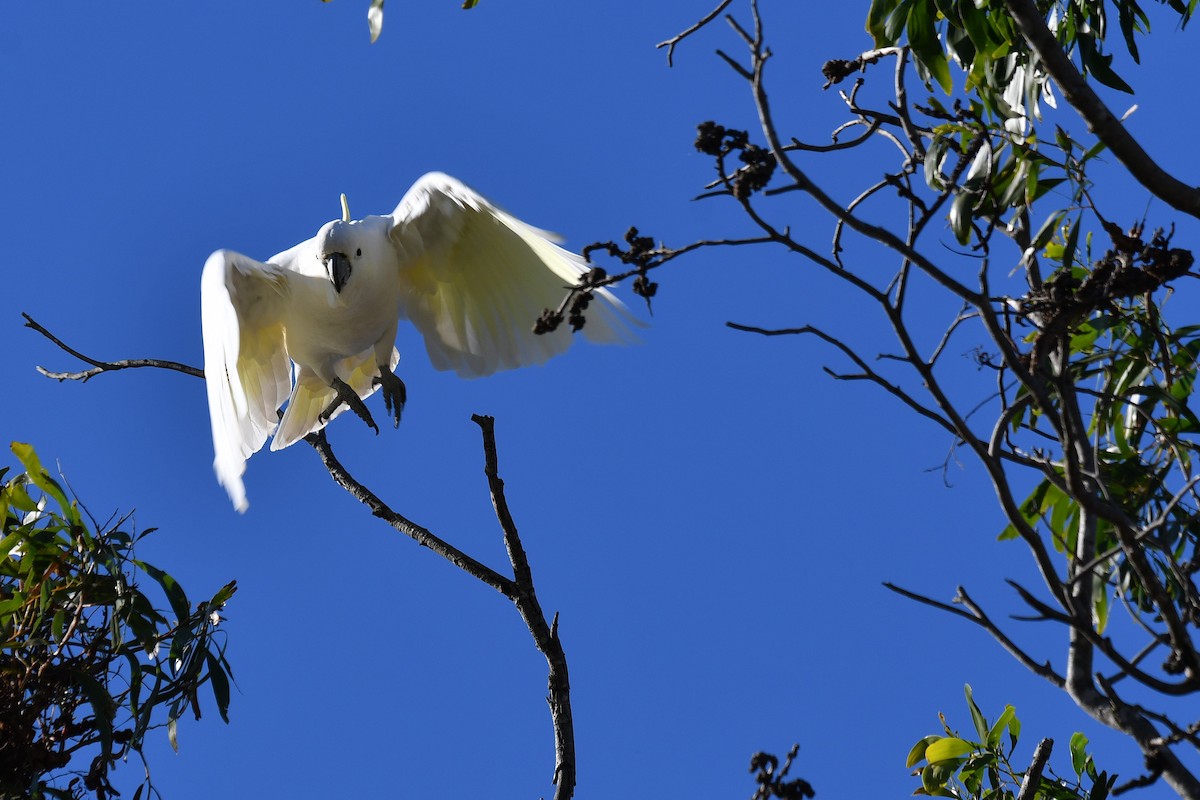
<box><xmin>373</xmin><ymin>369</ymin><xmax>407</xmax><ymax>428</ymax></box>
<box><xmin>321</xmin><ymin>377</ymin><xmax>379</xmax><ymax>434</ymax></box>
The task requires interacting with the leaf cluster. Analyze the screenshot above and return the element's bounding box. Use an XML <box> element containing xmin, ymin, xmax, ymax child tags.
<box><xmin>907</xmin><ymin>686</ymin><xmax>1115</xmax><ymax>799</ymax></box>
<box><xmin>869</xmin><ymin>0</ymin><xmax>1196</xmax><ymax>102</ymax></box>
<box><xmin>1</xmin><ymin>444</ymin><xmax>236</xmax><ymax>800</ymax></box>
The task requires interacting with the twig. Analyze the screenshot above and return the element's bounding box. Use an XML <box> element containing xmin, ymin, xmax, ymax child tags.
<box><xmin>656</xmin><ymin>0</ymin><xmax>733</xmax><ymax>67</ymax></box>
<box><xmin>884</xmin><ymin>582</ymin><xmax>1066</xmax><ymax>687</ymax></box>
<box><xmin>472</xmin><ymin>414</ymin><xmax>576</xmax><ymax>800</ymax></box>
<box><xmin>23</xmin><ymin>313</ymin><xmax>203</xmax><ymax>381</ymax></box>
<box><xmin>726</xmin><ymin>321</ymin><xmax>957</xmax><ymax>435</ymax></box>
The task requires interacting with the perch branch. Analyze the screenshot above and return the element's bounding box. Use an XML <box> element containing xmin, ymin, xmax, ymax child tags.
<box><xmin>25</xmin><ymin>313</ymin><xmax>578</xmax><ymax>800</ymax></box>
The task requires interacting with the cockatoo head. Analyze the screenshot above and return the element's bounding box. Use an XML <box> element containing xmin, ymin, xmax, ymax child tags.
<box><xmin>315</xmin><ymin>219</ymin><xmax>364</xmax><ymax>294</ymax></box>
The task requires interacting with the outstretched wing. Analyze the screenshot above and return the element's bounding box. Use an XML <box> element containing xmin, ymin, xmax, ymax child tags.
<box><xmin>388</xmin><ymin>172</ymin><xmax>641</xmax><ymax>378</ymax></box>
<box><xmin>200</xmin><ymin>250</ymin><xmax>292</xmax><ymax>512</ymax></box>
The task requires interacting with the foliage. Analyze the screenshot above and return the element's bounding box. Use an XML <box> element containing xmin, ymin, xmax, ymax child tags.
<box><xmin>0</xmin><ymin>444</ymin><xmax>236</xmax><ymax>800</ymax></box>
<box><xmin>574</xmin><ymin>0</ymin><xmax>1200</xmax><ymax>797</ymax></box>
<box><xmin>907</xmin><ymin>686</ymin><xmax>1115</xmax><ymax>799</ymax></box>
<box><xmin>868</xmin><ymin>0</ymin><xmax>1196</xmax><ymax>101</ymax></box>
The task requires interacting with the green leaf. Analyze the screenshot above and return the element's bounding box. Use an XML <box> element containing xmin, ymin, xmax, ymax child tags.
<box><xmin>949</xmin><ymin>190</ymin><xmax>975</xmax><ymax>244</ymax></box>
<box><xmin>70</xmin><ymin>668</ymin><xmax>116</xmax><ymax>756</ymax></box>
<box><xmin>1062</xmin><ymin>215</ymin><xmax>1082</xmax><ymax>269</ymax></box>
<box><xmin>1091</xmin><ymin>770</ymin><xmax>1115</xmax><ymax>800</ymax></box>
<box><xmin>136</xmin><ymin>561</ymin><xmax>191</xmax><ymax>625</ymax></box>
<box><xmin>921</xmin><ymin>761</ymin><xmax>958</xmax><ymax>794</ymax></box>
<box><xmin>964</xmin><ymin>684</ymin><xmax>988</xmax><ymax>740</ymax></box>
<box><xmin>1093</xmin><ymin>576</ymin><xmax>1111</xmax><ymax>633</ymax></box>
<box><xmin>210</xmin><ymin>580</ymin><xmax>238</xmax><ymax>608</ymax></box>
<box><xmin>1081</xmin><ymin>139</ymin><xmax>1109</xmax><ymax>165</ymax></box>
<box><xmin>206</xmin><ymin>651</ymin><xmax>232</xmax><ymax>723</ymax></box>
<box><xmin>1007</xmin><ymin>710</ymin><xmax>1021</xmax><ymax>750</ymax></box>
<box><xmin>1069</xmin><ymin>731</ymin><xmax>1089</xmax><ymax>777</ymax></box>
<box><xmin>925</xmin><ymin>137</ymin><xmax>949</xmax><ymax>189</ymax></box>
<box><xmin>926</xmin><ymin>736</ymin><xmax>975</xmax><ymax>763</ymax></box>
<box><xmin>1029</xmin><ymin>176</ymin><xmax>1066</xmax><ymax>203</ymax></box>
<box><xmin>958</xmin><ymin>0</ymin><xmax>994</xmax><ymax>52</ymax></box>
<box><xmin>907</xmin><ymin>735</ymin><xmax>943</xmax><ymax>767</ymax></box>
<box><xmin>1031</xmin><ymin>211</ymin><xmax>1065</xmax><ymax>253</ymax></box>
<box><xmin>907</xmin><ymin>0</ymin><xmax>953</xmax><ymax>93</ymax></box>
<box><xmin>10</xmin><ymin>443</ymin><xmax>75</xmax><ymax>525</ymax></box>
<box><xmin>1116</xmin><ymin>0</ymin><xmax>1147</xmax><ymax>63</ymax></box>
<box><xmin>986</xmin><ymin>705</ymin><xmax>1016</xmax><ymax>749</ymax></box>
<box><xmin>867</xmin><ymin>0</ymin><xmax>902</xmax><ymax>44</ymax></box>
<box><xmin>0</xmin><ymin>530</ymin><xmax>25</xmax><ymax>565</ymax></box>
<box><xmin>1077</xmin><ymin>32</ymin><xmax>1134</xmax><ymax>93</ymax></box>
<box><xmin>884</xmin><ymin>0</ymin><xmax>915</xmax><ymax>42</ymax></box>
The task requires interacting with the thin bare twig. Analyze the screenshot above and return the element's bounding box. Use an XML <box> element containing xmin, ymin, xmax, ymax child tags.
<box><xmin>656</xmin><ymin>0</ymin><xmax>733</xmax><ymax>67</ymax></box>
<box><xmin>23</xmin><ymin>313</ymin><xmax>203</xmax><ymax>381</ymax></box>
<box><xmin>885</xmin><ymin>582</ymin><xmax>1066</xmax><ymax>687</ymax></box>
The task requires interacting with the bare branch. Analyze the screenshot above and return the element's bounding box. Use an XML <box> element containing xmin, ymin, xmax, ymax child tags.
<box><xmin>305</xmin><ymin>430</ymin><xmax>515</xmax><ymax>595</ymax></box>
<box><xmin>655</xmin><ymin>0</ymin><xmax>733</xmax><ymax>67</ymax></box>
<box><xmin>726</xmin><ymin>321</ymin><xmax>956</xmax><ymax>434</ymax></box>
<box><xmin>472</xmin><ymin>414</ymin><xmax>576</xmax><ymax>800</ymax></box>
<box><xmin>883</xmin><ymin>583</ymin><xmax>1066</xmax><ymax>688</ymax></box>
<box><xmin>23</xmin><ymin>313</ymin><xmax>203</xmax><ymax>381</ymax></box>
<box><xmin>1016</xmin><ymin>738</ymin><xmax>1053</xmax><ymax>800</ymax></box>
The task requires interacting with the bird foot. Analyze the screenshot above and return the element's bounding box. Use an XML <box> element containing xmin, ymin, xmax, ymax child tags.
<box><xmin>373</xmin><ymin>369</ymin><xmax>407</xmax><ymax>428</ymax></box>
<box><xmin>321</xmin><ymin>377</ymin><xmax>379</xmax><ymax>434</ymax></box>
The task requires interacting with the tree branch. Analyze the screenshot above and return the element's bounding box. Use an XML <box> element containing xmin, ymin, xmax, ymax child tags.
<box><xmin>472</xmin><ymin>414</ymin><xmax>576</xmax><ymax>800</ymax></box>
<box><xmin>883</xmin><ymin>582</ymin><xmax>1066</xmax><ymax>688</ymax></box>
<box><xmin>656</xmin><ymin>0</ymin><xmax>733</xmax><ymax>67</ymax></box>
<box><xmin>23</xmin><ymin>313</ymin><xmax>203</xmax><ymax>381</ymax></box>
<box><xmin>1016</xmin><ymin>738</ymin><xmax>1053</xmax><ymax>800</ymax></box>
<box><xmin>1002</xmin><ymin>0</ymin><xmax>1200</xmax><ymax>219</ymax></box>
<box><xmin>25</xmin><ymin>314</ymin><xmax>579</xmax><ymax>799</ymax></box>
<box><xmin>304</xmin><ymin>430</ymin><xmax>516</xmax><ymax>595</ymax></box>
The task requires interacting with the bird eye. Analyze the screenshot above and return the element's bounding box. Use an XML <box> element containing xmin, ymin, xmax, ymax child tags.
<box><xmin>356</xmin><ymin>248</ymin><xmax>362</xmax><ymax>256</ymax></box>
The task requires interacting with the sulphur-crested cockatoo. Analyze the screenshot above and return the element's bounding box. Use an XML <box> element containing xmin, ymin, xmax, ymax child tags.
<box><xmin>201</xmin><ymin>172</ymin><xmax>637</xmax><ymax>512</ymax></box>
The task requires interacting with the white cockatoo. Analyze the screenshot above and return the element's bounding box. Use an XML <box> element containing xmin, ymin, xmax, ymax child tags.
<box><xmin>201</xmin><ymin>172</ymin><xmax>638</xmax><ymax>512</ymax></box>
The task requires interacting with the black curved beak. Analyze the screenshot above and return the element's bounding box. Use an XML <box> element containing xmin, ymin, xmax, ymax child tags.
<box><xmin>325</xmin><ymin>252</ymin><xmax>352</xmax><ymax>293</ymax></box>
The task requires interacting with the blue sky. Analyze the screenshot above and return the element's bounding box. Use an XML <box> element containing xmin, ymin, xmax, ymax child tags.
<box><xmin>4</xmin><ymin>1</ymin><xmax>1200</xmax><ymax>797</ymax></box>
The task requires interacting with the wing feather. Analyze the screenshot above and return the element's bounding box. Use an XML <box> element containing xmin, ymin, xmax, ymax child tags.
<box><xmin>200</xmin><ymin>250</ymin><xmax>291</xmax><ymax>512</ymax></box>
<box><xmin>389</xmin><ymin>172</ymin><xmax>641</xmax><ymax>378</ymax></box>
